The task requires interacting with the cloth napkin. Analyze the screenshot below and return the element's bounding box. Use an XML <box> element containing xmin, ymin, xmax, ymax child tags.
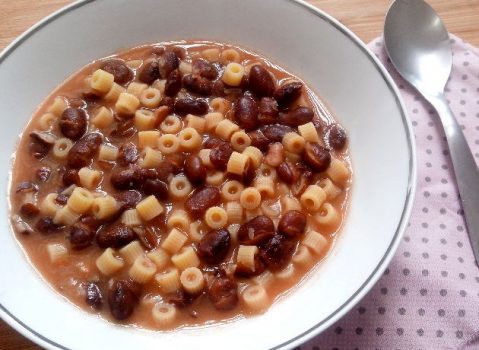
<box><xmin>302</xmin><ymin>35</ymin><xmax>479</xmax><ymax>350</ymax></box>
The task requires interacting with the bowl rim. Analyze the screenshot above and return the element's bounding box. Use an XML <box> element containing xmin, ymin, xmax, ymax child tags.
<box><xmin>0</xmin><ymin>0</ymin><xmax>417</xmax><ymax>349</ymax></box>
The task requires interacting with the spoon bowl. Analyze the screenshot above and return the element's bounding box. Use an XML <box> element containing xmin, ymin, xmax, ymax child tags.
<box><xmin>384</xmin><ymin>0</ymin><xmax>452</xmax><ymax>95</ymax></box>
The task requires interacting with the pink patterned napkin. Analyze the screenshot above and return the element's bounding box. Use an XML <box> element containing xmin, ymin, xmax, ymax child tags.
<box><xmin>303</xmin><ymin>35</ymin><xmax>479</xmax><ymax>350</ymax></box>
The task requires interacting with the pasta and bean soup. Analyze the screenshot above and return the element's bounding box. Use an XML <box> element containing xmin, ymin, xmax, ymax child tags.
<box><xmin>10</xmin><ymin>41</ymin><xmax>351</xmax><ymax>329</ymax></box>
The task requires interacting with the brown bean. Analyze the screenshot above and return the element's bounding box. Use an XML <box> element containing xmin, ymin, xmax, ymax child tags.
<box><xmin>29</xmin><ymin>131</ymin><xmax>55</xmax><ymax>159</ymax></box>
<box><xmin>212</xmin><ymin>80</ymin><xmax>226</xmax><ymax>97</ymax></box>
<box><xmin>278</xmin><ymin>210</ymin><xmax>306</xmax><ymax>238</ymax></box>
<box><xmin>97</xmin><ymin>223</ymin><xmax>136</xmax><ymax>249</ymax></box>
<box><xmin>184</xmin><ymin>154</ymin><xmax>206</xmax><ymax>185</ymax></box>
<box><xmin>174</xmin><ymin>98</ymin><xmax>209</xmax><ymax>116</ymax></box>
<box><xmin>259</xmin><ymin>234</ymin><xmax>295</xmax><ymax>271</ymax></box>
<box><xmin>154</xmin><ymin>160</ymin><xmax>176</xmax><ymax>183</ymax></box>
<box><xmin>36</xmin><ymin>167</ymin><xmax>51</xmax><ymax>182</ymax></box>
<box><xmin>207</xmin><ymin>271</ymin><xmax>238</xmax><ymax>311</ymax></box>
<box><xmin>197</xmin><ymin>228</ymin><xmax>231</xmax><ymax>264</ymax></box>
<box><xmin>142</xmin><ymin>178</ymin><xmax>169</xmax><ymax>200</ymax></box>
<box><xmin>209</xmin><ymin>141</ymin><xmax>233</xmax><ymax>170</ymax></box>
<box><xmin>303</xmin><ymin>142</ymin><xmax>331</xmax><ymax>172</ymax></box>
<box><xmin>59</xmin><ymin>108</ymin><xmax>87</xmax><ymax>140</ymax></box>
<box><xmin>164</xmin><ymin>69</ymin><xmax>182</xmax><ymax>97</ymax></box>
<box><xmin>55</xmin><ymin>194</ymin><xmax>69</xmax><ymax>206</ymax></box>
<box><xmin>167</xmin><ymin>289</ymin><xmax>194</xmax><ymax>308</ymax></box>
<box><xmin>16</xmin><ymin>181</ymin><xmax>37</xmax><ymax>193</ymax></box>
<box><xmin>20</xmin><ymin>203</ymin><xmax>39</xmax><ymax>218</ymax></box>
<box><xmin>248</xmin><ymin>65</ymin><xmax>275</xmax><ymax>97</ymax></box>
<box><xmin>248</xmin><ymin>130</ymin><xmax>270</xmax><ymax>152</ymax></box>
<box><xmin>278</xmin><ymin>106</ymin><xmax>314</xmax><ymax>127</ymax></box>
<box><xmin>192</xmin><ymin>59</ymin><xmax>218</xmax><ymax>80</ymax></box>
<box><xmin>159</xmin><ymin>96</ymin><xmax>175</xmax><ymax>107</ymax></box>
<box><xmin>117</xmin><ymin>142</ymin><xmax>138</xmax><ymax>166</ymax></box>
<box><xmin>35</xmin><ymin>217</ymin><xmax>62</xmax><ymax>234</ymax></box>
<box><xmin>100</xmin><ymin>59</ymin><xmax>133</xmax><ymax>85</ymax></box>
<box><xmin>264</xmin><ymin>143</ymin><xmax>285</xmax><ymax>167</ymax></box>
<box><xmin>203</xmin><ymin>136</ymin><xmax>223</xmax><ymax>149</ymax></box>
<box><xmin>115</xmin><ymin>190</ymin><xmax>143</xmax><ymax>210</ymax></box>
<box><xmin>257</xmin><ymin>97</ymin><xmax>278</xmax><ymax>125</ymax></box>
<box><xmin>291</xmin><ymin>167</ymin><xmax>313</xmax><ymax>196</ymax></box>
<box><xmin>110</xmin><ymin>167</ymin><xmax>138</xmax><ymax>190</ymax></box>
<box><xmin>159</xmin><ymin>51</ymin><xmax>180</xmax><ymax>78</ymax></box>
<box><xmin>138</xmin><ymin>59</ymin><xmax>159</xmax><ymax>84</ymax></box>
<box><xmin>62</xmin><ymin>168</ymin><xmax>80</xmax><ymax>186</ymax></box>
<box><xmin>326</xmin><ymin>124</ymin><xmax>347</xmax><ymax>150</ymax></box>
<box><xmin>151</xmin><ymin>46</ymin><xmax>165</xmax><ymax>56</ymax></box>
<box><xmin>261</xmin><ymin>124</ymin><xmax>294</xmax><ymax>142</ymax></box>
<box><xmin>185</xmin><ymin>186</ymin><xmax>221</xmax><ymax>219</ymax></box>
<box><xmin>277</xmin><ymin>161</ymin><xmax>298</xmax><ymax>184</ymax></box>
<box><xmin>238</xmin><ymin>215</ymin><xmax>275</xmax><ymax>245</ymax></box>
<box><xmin>69</xmin><ymin>222</ymin><xmax>96</xmax><ymax>249</ymax></box>
<box><xmin>109</xmin><ymin>118</ymin><xmax>135</xmax><ymax>140</ymax></box>
<box><xmin>170</xmin><ymin>46</ymin><xmax>186</xmax><ymax>60</ymax></box>
<box><xmin>274</xmin><ymin>82</ymin><xmax>303</xmax><ymax>108</ymax></box>
<box><xmin>108</xmin><ymin>280</ymin><xmax>139</xmax><ymax>320</ymax></box>
<box><xmin>85</xmin><ymin>282</ymin><xmax>103</xmax><ymax>309</ymax></box>
<box><xmin>67</xmin><ymin>133</ymin><xmax>102</xmax><ymax>168</ymax></box>
<box><xmin>234</xmin><ymin>95</ymin><xmax>258</xmax><ymax>131</ymax></box>
<box><xmin>183</xmin><ymin>74</ymin><xmax>213</xmax><ymax>96</ymax></box>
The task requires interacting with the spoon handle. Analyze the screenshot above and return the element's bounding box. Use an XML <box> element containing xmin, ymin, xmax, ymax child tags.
<box><xmin>428</xmin><ymin>93</ymin><xmax>479</xmax><ymax>263</ymax></box>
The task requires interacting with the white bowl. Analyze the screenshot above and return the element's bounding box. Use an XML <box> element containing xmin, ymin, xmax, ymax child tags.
<box><xmin>0</xmin><ymin>0</ymin><xmax>416</xmax><ymax>349</ymax></box>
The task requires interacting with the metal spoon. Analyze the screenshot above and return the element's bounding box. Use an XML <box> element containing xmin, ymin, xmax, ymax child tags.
<box><xmin>385</xmin><ymin>0</ymin><xmax>479</xmax><ymax>264</ymax></box>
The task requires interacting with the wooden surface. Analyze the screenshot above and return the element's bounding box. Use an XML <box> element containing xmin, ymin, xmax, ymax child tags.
<box><xmin>0</xmin><ymin>0</ymin><xmax>478</xmax><ymax>349</ymax></box>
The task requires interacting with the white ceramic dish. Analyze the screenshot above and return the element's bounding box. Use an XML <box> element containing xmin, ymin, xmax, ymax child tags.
<box><xmin>0</xmin><ymin>0</ymin><xmax>416</xmax><ymax>349</ymax></box>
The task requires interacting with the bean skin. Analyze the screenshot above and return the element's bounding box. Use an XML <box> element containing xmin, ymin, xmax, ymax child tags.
<box><xmin>277</xmin><ymin>161</ymin><xmax>297</xmax><ymax>184</ymax></box>
<box><xmin>248</xmin><ymin>130</ymin><xmax>270</xmax><ymax>152</ymax></box>
<box><xmin>117</xmin><ymin>142</ymin><xmax>139</xmax><ymax>166</ymax></box>
<box><xmin>261</xmin><ymin>124</ymin><xmax>294</xmax><ymax>142</ymax></box>
<box><xmin>29</xmin><ymin>131</ymin><xmax>55</xmax><ymax>159</ymax></box>
<box><xmin>326</xmin><ymin>124</ymin><xmax>348</xmax><ymax>150</ymax></box>
<box><xmin>257</xmin><ymin>97</ymin><xmax>278</xmax><ymax>125</ymax></box>
<box><xmin>303</xmin><ymin>142</ymin><xmax>331</xmax><ymax>172</ymax></box>
<box><xmin>278</xmin><ymin>210</ymin><xmax>307</xmax><ymax>238</ymax></box>
<box><xmin>183</xmin><ymin>74</ymin><xmax>213</xmax><ymax>96</ymax></box>
<box><xmin>209</xmin><ymin>141</ymin><xmax>233</xmax><ymax>170</ymax></box>
<box><xmin>164</xmin><ymin>69</ymin><xmax>182</xmax><ymax>97</ymax></box>
<box><xmin>207</xmin><ymin>271</ymin><xmax>238</xmax><ymax>311</ymax></box>
<box><xmin>278</xmin><ymin>106</ymin><xmax>314</xmax><ymax>127</ymax></box>
<box><xmin>237</xmin><ymin>215</ymin><xmax>275</xmax><ymax>245</ymax></box>
<box><xmin>35</xmin><ymin>217</ymin><xmax>62</xmax><ymax>234</ymax></box>
<box><xmin>248</xmin><ymin>65</ymin><xmax>275</xmax><ymax>97</ymax></box>
<box><xmin>110</xmin><ymin>167</ymin><xmax>139</xmax><ymax>190</ymax></box>
<box><xmin>142</xmin><ymin>178</ymin><xmax>169</xmax><ymax>200</ymax></box>
<box><xmin>108</xmin><ymin>280</ymin><xmax>139</xmax><ymax>320</ymax></box>
<box><xmin>36</xmin><ymin>167</ymin><xmax>51</xmax><ymax>182</ymax></box>
<box><xmin>115</xmin><ymin>190</ymin><xmax>143</xmax><ymax>210</ymax></box>
<box><xmin>62</xmin><ymin>168</ymin><xmax>80</xmax><ymax>187</ymax></box>
<box><xmin>97</xmin><ymin>224</ymin><xmax>136</xmax><ymax>249</ymax></box>
<box><xmin>20</xmin><ymin>203</ymin><xmax>39</xmax><ymax>218</ymax></box>
<box><xmin>67</xmin><ymin>133</ymin><xmax>102</xmax><ymax>168</ymax></box>
<box><xmin>234</xmin><ymin>95</ymin><xmax>258</xmax><ymax>131</ymax></box>
<box><xmin>158</xmin><ymin>51</ymin><xmax>180</xmax><ymax>78</ymax></box>
<box><xmin>185</xmin><ymin>186</ymin><xmax>221</xmax><ymax>219</ymax></box>
<box><xmin>264</xmin><ymin>143</ymin><xmax>285</xmax><ymax>167</ymax></box>
<box><xmin>259</xmin><ymin>234</ymin><xmax>295</xmax><ymax>271</ymax></box>
<box><xmin>69</xmin><ymin>222</ymin><xmax>96</xmax><ymax>249</ymax></box>
<box><xmin>100</xmin><ymin>59</ymin><xmax>133</xmax><ymax>85</ymax></box>
<box><xmin>59</xmin><ymin>108</ymin><xmax>87</xmax><ymax>140</ymax></box>
<box><xmin>138</xmin><ymin>59</ymin><xmax>160</xmax><ymax>84</ymax></box>
<box><xmin>274</xmin><ymin>82</ymin><xmax>303</xmax><ymax>108</ymax></box>
<box><xmin>174</xmin><ymin>98</ymin><xmax>209</xmax><ymax>116</ymax></box>
<box><xmin>184</xmin><ymin>154</ymin><xmax>207</xmax><ymax>185</ymax></box>
<box><xmin>192</xmin><ymin>59</ymin><xmax>218</xmax><ymax>80</ymax></box>
<box><xmin>197</xmin><ymin>228</ymin><xmax>231</xmax><ymax>264</ymax></box>
<box><xmin>85</xmin><ymin>281</ymin><xmax>103</xmax><ymax>309</ymax></box>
